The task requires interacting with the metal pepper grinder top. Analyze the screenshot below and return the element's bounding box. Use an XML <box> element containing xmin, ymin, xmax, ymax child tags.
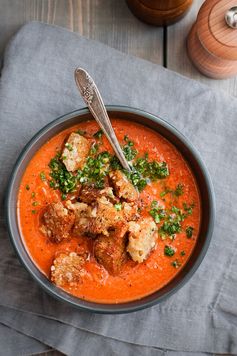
<box><xmin>187</xmin><ymin>0</ymin><xmax>237</xmax><ymax>79</ymax></box>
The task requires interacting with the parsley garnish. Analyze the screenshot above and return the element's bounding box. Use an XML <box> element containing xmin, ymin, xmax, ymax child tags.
<box><xmin>180</xmin><ymin>250</ymin><xmax>186</xmax><ymax>256</ymax></box>
<box><xmin>49</xmin><ymin>156</ymin><xmax>77</xmax><ymax>194</ymax></box>
<box><xmin>25</xmin><ymin>184</ymin><xmax>30</xmax><ymax>191</ymax></box>
<box><xmin>174</xmin><ymin>183</ymin><xmax>184</xmax><ymax>196</ymax></box>
<box><xmin>122</xmin><ymin>136</ymin><xmax>138</xmax><ymax>161</ymax></box>
<box><xmin>171</xmin><ymin>259</ymin><xmax>181</xmax><ymax>268</ymax></box>
<box><xmin>149</xmin><ymin>200</ymin><xmax>166</xmax><ymax>223</ymax></box>
<box><xmin>164</xmin><ymin>245</ymin><xmax>175</xmax><ymax>256</ymax></box>
<box><xmin>93</xmin><ymin>129</ymin><xmax>104</xmax><ymax>139</ymax></box>
<box><xmin>114</xmin><ymin>203</ymin><xmax>122</xmax><ymax>211</ymax></box>
<box><xmin>76</xmin><ymin>129</ymin><xmax>86</xmax><ymax>136</ymax></box>
<box><xmin>40</xmin><ymin>172</ymin><xmax>46</xmax><ymax>181</ymax></box>
<box><xmin>183</xmin><ymin>202</ymin><xmax>194</xmax><ymax>216</ymax></box>
<box><xmin>186</xmin><ymin>226</ymin><xmax>194</xmax><ymax>238</ymax></box>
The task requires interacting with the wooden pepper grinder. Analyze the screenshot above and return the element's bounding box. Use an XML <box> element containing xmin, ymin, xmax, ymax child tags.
<box><xmin>126</xmin><ymin>0</ymin><xmax>193</xmax><ymax>26</ymax></box>
<box><xmin>187</xmin><ymin>0</ymin><xmax>237</xmax><ymax>79</ymax></box>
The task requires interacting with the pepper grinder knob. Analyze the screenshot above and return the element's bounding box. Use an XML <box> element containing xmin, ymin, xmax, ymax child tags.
<box><xmin>225</xmin><ymin>6</ymin><xmax>237</xmax><ymax>28</ymax></box>
<box><xmin>187</xmin><ymin>0</ymin><xmax>237</xmax><ymax>79</ymax></box>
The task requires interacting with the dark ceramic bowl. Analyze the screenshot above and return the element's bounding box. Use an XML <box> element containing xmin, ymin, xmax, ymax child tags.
<box><xmin>6</xmin><ymin>106</ymin><xmax>215</xmax><ymax>314</ymax></box>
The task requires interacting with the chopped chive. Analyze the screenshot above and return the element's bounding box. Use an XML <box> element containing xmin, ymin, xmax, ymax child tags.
<box><xmin>76</xmin><ymin>129</ymin><xmax>86</xmax><ymax>136</ymax></box>
<box><xmin>164</xmin><ymin>245</ymin><xmax>175</xmax><ymax>257</ymax></box>
<box><xmin>186</xmin><ymin>226</ymin><xmax>194</xmax><ymax>238</ymax></box>
<box><xmin>31</xmin><ymin>210</ymin><xmax>37</xmax><ymax>214</ymax></box>
<box><xmin>93</xmin><ymin>129</ymin><xmax>104</xmax><ymax>139</ymax></box>
<box><xmin>180</xmin><ymin>250</ymin><xmax>186</xmax><ymax>256</ymax></box>
<box><xmin>171</xmin><ymin>259</ymin><xmax>181</xmax><ymax>268</ymax></box>
<box><xmin>32</xmin><ymin>201</ymin><xmax>38</xmax><ymax>206</ymax></box>
<box><xmin>25</xmin><ymin>184</ymin><xmax>30</xmax><ymax>191</ymax></box>
<box><xmin>114</xmin><ymin>203</ymin><xmax>122</xmax><ymax>211</ymax></box>
<box><xmin>31</xmin><ymin>192</ymin><xmax>35</xmax><ymax>198</ymax></box>
<box><xmin>40</xmin><ymin>172</ymin><xmax>46</xmax><ymax>181</ymax></box>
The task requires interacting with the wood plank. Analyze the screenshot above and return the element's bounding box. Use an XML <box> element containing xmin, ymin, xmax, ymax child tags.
<box><xmin>166</xmin><ymin>0</ymin><xmax>237</xmax><ymax>96</ymax></box>
<box><xmin>0</xmin><ymin>0</ymin><xmax>163</xmax><ymax>65</ymax></box>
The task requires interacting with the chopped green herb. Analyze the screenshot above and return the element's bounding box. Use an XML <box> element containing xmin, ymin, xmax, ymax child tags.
<box><xmin>77</xmin><ymin>151</ymin><xmax>111</xmax><ymax>189</ymax></box>
<box><xmin>40</xmin><ymin>172</ymin><xmax>46</xmax><ymax>181</ymax></box>
<box><xmin>32</xmin><ymin>201</ymin><xmax>38</xmax><ymax>206</ymax></box>
<box><xmin>114</xmin><ymin>203</ymin><xmax>122</xmax><ymax>211</ymax></box>
<box><xmin>183</xmin><ymin>202</ymin><xmax>194</xmax><ymax>216</ymax></box>
<box><xmin>186</xmin><ymin>226</ymin><xmax>194</xmax><ymax>238</ymax></box>
<box><xmin>180</xmin><ymin>250</ymin><xmax>186</xmax><ymax>256</ymax></box>
<box><xmin>127</xmin><ymin>170</ymin><xmax>147</xmax><ymax>192</ymax></box>
<box><xmin>76</xmin><ymin>129</ymin><xmax>86</xmax><ymax>136</ymax></box>
<box><xmin>31</xmin><ymin>192</ymin><xmax>35</xmax><ymax>198</ymax></box>
<box><xmin>65</xmin><ymin>143</ymin><xmax>73</xmax><ymax>151</ymax></box>
<box><xmin>164</xmin><ymin>245</ymin><xmax>175</xmax><ymax>256</ymax></box>
<box><xmin>61</xmin><ymin>194</ymin><xmax>67</xmax><ymax>200</ymax></box>
<box><xmin>123</xmin><ymin>144</ymin><xmax>137</xmax><ymax>161</ymax></box>
<box><xmin>160</xmin><ymin>184</ymin><xmax>184</xmax><ymax>198</ymax></box>
<box><xmin>25</xmin><ymin>184</ymin><xmax>30</xmax><ymax>191</ymax></box>
<box><xmin>159</xmin><ymin>206</ymin><xmax>184</xmax><ymax>238</ymax></box>
<box><xmin>149</xmin><ymin>201</ymin><xmax>166</xmax><ymax>223</ymax></box>
<box><xmin>49</xmin><ymin>156</ymin><xmax>77</xmax><ymax>194</ymax></box>
<box><xmin>160</xmin><ymin>189</ymin><xmax>170</xmax><ymax>197</ymax></box>
<box><xmin>174</xmin><ymin>183</ymin><xmax>184</xmax><ymax>197</ymax></box>
<box><xmin>89</xmin><ymin>143</ymin><xmax>99</xmax><ymax>155</ymax></box>
<box><xmin>31</xmin><ymin>210</ymin><xmax>37</xmax><ymax>214</ymax></box>
<box><xmin>171</xmin><ymin>259</ymin><xmax>181</xmax><ymax>268</ymax></box>
<box><xmin>93</xmin><ymin>129</ymin><xmax>104</xmax><ymax>139</ymax></box>
<box><xmin>134</xmin><ymin>157</ymin><xmax>169</xmax><ymax>181</ymax></box>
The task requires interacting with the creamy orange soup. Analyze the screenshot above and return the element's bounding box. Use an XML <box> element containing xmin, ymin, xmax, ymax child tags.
<box><xmin>18</xmin><ymin>119</ymin><xmax>201</xmax><ymax>303</ymax></box>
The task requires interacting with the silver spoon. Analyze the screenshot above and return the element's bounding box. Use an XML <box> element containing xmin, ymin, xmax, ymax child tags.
<box><xmin>74</xmin><ymin>68</ymin><xmax>131</xmax><ymax>172</ymax></box>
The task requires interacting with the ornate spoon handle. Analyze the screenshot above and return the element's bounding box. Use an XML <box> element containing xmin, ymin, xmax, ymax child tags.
<box><xmin>74</xmin><ymin>68</ymin><xmax>131</xmax><ymax>172</ymax></box>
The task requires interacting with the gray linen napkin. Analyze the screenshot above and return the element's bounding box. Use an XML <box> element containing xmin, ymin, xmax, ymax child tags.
<box><xmin>0</xmin><ymin>21</ymin><xmax>237</xmax><ymax>355</ymax></box>
<box><xmin>0</xmin><ymin>322</ymin><xmax>51</xmax><ymax>356</ymax></box>
<box><xmin>0</xmin><ymin>307</ymin><xmax>213</xmax><ymax>356</ymax></box>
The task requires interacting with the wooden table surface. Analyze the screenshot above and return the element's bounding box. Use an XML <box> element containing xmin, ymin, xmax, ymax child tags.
<box><xmin>0</xmin><ymin>1</ymin><xmax>233</xmax><ymax>355</ymax></box>
<box><xmin>1</xmin><ymin>0</ymin><xmax>237</xmax><ymax>97</ymax></box>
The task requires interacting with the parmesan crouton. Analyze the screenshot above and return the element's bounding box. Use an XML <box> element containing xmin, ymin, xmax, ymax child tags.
<box><xmin>40</xmin><ymin>202</ymin><xmax>75</xmax><ymax>243</ymax></box>
<box><xmin>66</xmin><ymin>200</ymin><xmax>94</xmax><ymax>237</ymax></box>
<box><xmin>122</xmin><ymin>202</ymin><xmax>139</xmax><ymax>221</ymax></box>
<box><xmin>109</xmin><ymin>170</ymin><xmax>139</xmax><ymax>202</ymax></box>
<box><xmin>94</xmin><ymin>223</ymin><xmax>128</xmax><ymax>275</ymax></box>
<box><xmin>90</xmin><ymin>196</ymin><xmax>124</xmax><ymax>236</ymax></box>
<box><xmin>50</xmin><ymin>252</ymin><xmax>85</xmax><ymax>287</ymax></box>
<box><xmin>79</xmin><ymin>185</ymin><xmax>118</xmax><ymax>205</ymax></box>
<box><xmin>61</xmin><ymin>132</ymin><xmax>90</xmax><ymax>172</ymax></box>
<box><xmin>127</xmin><ymin>217</ymin><xmax>158</xmax><ymax>263</ymax></box>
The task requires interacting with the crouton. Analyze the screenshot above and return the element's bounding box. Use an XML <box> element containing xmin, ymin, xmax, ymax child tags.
<box><xmin>50</xmin><ymin>252</ymin><xmax>85</xmax><ymax>287</ymax></box>
<box><xmin>61</xmin><ymin>132</ymin><xmax>90</xmax><ymax>172</ymax></box>
<box><xmin>109</xmin><ymin>170</ymin><xmax>139</xmax><ymax>202</ymax></box>
<box><xmin>127</xmin><ymin>217</ymin><xmax>158</xmax><ymax>263</ymax></box>
<box><xmin>90</xmin><ymin>196</ymin><xmax>124</xmax><ymax>236</ymax></box>
<box><xmin>122</xmin><ymin>202</ymin><xmax>139</xmax><ymax>221</ymax></box>
<box><xmin>79</xmin><ymin>185</ymin><xmax>118</xmax><ymax>205</ymax></box>
<box><xmin>40</xmin><ymin>202</ymin><xmax>75</xmax><ymax>243</ymax></box>
<box><xmin>66</xmin><ymin>200</ymin><xmax>94</xmax><ymax>237</ymax></box>
<box><xmin>94</xmin><ymin>223</ymin><xmax>128</xmax><ymax>275</ymax></box>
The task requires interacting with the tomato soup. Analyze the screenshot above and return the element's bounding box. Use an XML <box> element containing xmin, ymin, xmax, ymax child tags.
<box><xmin>18</xmin><ymin>119</ymin><xmax>201</xmax><ymax>304</ymax></box>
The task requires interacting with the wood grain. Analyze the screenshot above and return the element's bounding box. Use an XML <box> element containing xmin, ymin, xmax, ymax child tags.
<box><xmin>166</xmin><ymin>0</ymin><xmax>237</xmax><ymax>94</ymax></box>
<box><xmin>187</xmin><ymin>0</ymin><xmax>237</xmax><ymax>79</ymax></box>
<box><xmin>0</xmin><ymin>0</ymin><xmax>163</xmax><ymax>65</ymax></box>
<box><xmin>126</xmin><ymin>0</ymin><xmax>193</xmax><ymax>26</ymax></box>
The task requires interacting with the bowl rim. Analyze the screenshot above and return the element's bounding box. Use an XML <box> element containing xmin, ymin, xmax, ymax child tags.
<box><xmin>5</xmin><ymin>105</ymin><xmax>216</xmax><ymax>314</ymax></box>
